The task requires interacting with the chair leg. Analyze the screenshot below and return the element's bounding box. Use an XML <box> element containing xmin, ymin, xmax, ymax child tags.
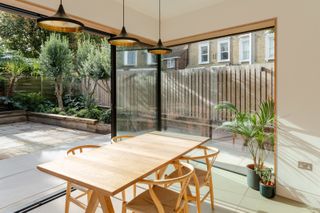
<box><xmin>209</xmin><ymin>178</ymin><xmax>214</xmax><ymax>209</ymax></box>
<box><xmin>87</xmin><ymin>190</ymin><xmax>93</xmax><ymax>204</ymax></box>
<box><xmin>65</xmin><ymin>182</ymin><xmax>72</xmax><ymax>213</ymax></box>
<box><xmin>122</xmin><ymin>201</ymin><xmax>127</xmax><ymax>213</ymax></box>
<box><xmin>192</xmin><ymin>174</ymin><xmax>201</xmax><ymax>213</ymax></box>
<box><xmin>184</xmin><ymin>202</ymin><xmax>189</xmax><ymax>213</ymax></box>
<box><xmin>133</xmin><ymin>184</ymin><xmax>136</xmax><ymax>197</ymax></box>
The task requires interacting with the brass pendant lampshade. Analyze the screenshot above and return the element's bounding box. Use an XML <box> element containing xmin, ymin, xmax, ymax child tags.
<box><xmin>148</xmin><ymin>0</ymin><xmax>172</xmax><ymax>55</ymax></box>
<box><xmin>37</xmin><ymin>0</ymin><xmax>84</xmax><ymax>32</ymax></box>
<box><xmin>108</xmin><ymin>0</ymin><xmax>140</xmax><ymax>46</ymax></box>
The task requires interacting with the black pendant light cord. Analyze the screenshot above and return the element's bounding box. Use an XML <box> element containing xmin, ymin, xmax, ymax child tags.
<box><xmin>60</xmin><ymin>0</ymin><xmax>62</xmax><ymax>5</ymax></box>
<box><xmin>158</xmin><ymin>0</ymin><xmax>161</xmax><ymax>39</ymax></box>
<box><xmin>123</xmin><ymin>0</ymin><xmax>125</xmax><ymax>27</ymax></box>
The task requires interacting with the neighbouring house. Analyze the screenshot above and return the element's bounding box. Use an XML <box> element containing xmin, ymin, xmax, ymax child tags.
<box><xmin>187</xmin><ymin>29</ymin><xmax>274</xmax><ymax>68</ymax></box>
<box><xmin>116</xmin><ymin>49</ymin><xmax>157</xmax><ymax>71</ymax></box>
<box><xmin>116</xmin><ymin>28</ymin><xmax>274</xmax><ymax>72</ymax></box>
<box><xmin>162</xmin><ymin>45</ymin><xmax>189</xmax><ymax>70</ymax></box>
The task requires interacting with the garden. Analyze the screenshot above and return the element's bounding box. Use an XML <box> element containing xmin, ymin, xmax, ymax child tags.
<box><xmin>0</xmin><ymin>12</ymin><xmax>111</xmax><ymax>126</ymax></box>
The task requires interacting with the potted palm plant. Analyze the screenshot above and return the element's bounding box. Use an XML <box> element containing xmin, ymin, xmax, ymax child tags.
<box><xmin>257</xmin><ymin>167</ymin><xmax>275</xmax><ymax>198</ymax></box>
<box><xmin>215</xmin><ymin>100</ymin><xmax>274</xmax><ymax>190</ymax></box>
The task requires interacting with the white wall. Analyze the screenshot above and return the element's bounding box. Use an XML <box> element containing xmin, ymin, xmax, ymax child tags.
<box><xmin>163</xmin><ymin>0</ymin><xmax>320</xmax><ymax>208</ymax></box>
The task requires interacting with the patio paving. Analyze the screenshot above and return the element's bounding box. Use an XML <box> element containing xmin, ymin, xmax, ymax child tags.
<box><xmin>0</xmin><ymin>122</ymin><xmax>110</xmax><ymax>212</ymax></box>
<box><xmin>0</xmin><ymin>122</ymin><xmax>105</xmax><ymax>160</ymax></box>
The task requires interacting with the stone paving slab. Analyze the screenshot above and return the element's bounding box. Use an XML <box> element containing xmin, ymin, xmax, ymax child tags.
<box><xmin>0</xmin><ymin>122</ymin><xmax>104</xmax><ymax>160</ymax></box>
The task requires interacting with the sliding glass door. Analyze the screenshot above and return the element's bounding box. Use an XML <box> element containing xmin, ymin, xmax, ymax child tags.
<box><xmin>116</xmin><ymin>48</ymin><xmax>157</xmax><ymax>135</ymax></box>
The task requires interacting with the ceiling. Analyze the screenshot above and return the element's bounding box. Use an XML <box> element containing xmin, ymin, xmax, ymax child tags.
<box><xmin>112</xmin><ymin>0</ymin><xmax>226</xmax><ymax>20</ymax></box>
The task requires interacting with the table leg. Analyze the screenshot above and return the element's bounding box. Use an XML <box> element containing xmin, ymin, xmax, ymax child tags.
<box><xmin>85</xmin><ymin>191</ymin><xmax>99</xmax><ymax>213</ymax></box>
<box><xmin>98</xmin><ymin>194</ymin><xmax>115</xmax><ymax>213</ymax></box>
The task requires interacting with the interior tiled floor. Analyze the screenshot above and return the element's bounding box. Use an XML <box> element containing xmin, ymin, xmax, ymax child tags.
<box><xmin>28</xmin><ymin>166</ymin><xmax>313</xmax><ymax>213</ymax></box>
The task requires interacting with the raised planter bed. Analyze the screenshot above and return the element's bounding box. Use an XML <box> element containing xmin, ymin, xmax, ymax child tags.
<box><xmin>0</xmin><ymin>110</ymin><xmax>110</xmax><ymax>134</ymax></box>
<box><xmin>0</xmin><ymin>110</ymin><xmax>27</xmax><ymax>124</ymax></box>
<box><xmin>27</xmin><ymin>112</ymin><xmax>110</xmax><ymax>134</ymax></box>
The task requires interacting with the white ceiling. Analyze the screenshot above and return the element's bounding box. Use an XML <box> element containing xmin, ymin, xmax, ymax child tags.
<box><xmin>112</xmin><ymin>0</ymin><xmax>226</xmax><ymax>20</ymax></box>
<box><xmin>15</xmin><ymin>0</ymin><xmax>230</xmax><ymax>41</ymax></box>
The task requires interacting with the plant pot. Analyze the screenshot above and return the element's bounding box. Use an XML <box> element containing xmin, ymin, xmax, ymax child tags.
<box><xmin>259</xmin><ymin>182</ymin><xmax>275</xmax><ymax>198</ymax></box>
<box><xmin>246</xmin><ymin>164</ymin><xmax>260</xmax><ymax>190</ymax></box>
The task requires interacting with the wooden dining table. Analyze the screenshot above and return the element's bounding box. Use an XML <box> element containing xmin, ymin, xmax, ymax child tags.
<box><xmin>37</xmin><ymin>131</ymin><xmax>210</xmax><ymax>213</ymax></box>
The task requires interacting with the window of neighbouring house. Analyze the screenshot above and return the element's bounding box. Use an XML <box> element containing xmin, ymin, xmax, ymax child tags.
<box><xmin>239</xmin><ymin>33</ymin><xmax>252</xmax><ymax>63</ymax></box>
<box><xmin>265</xmin><ymin>32</ymin><xmax>274</xmax><ymax>61</ymax></box>
<box><xmin>124</xmin><ymin>51</ymin><xmax>137</xmax><ymax>66</ymax></box>
<box><xmin>198</xmin><ymin>41</ymin><xmax>209</xmax><ymax>64</ymax></box>
<box><xmin>147</xmin><ymin>52</ymin><xmax>157</xmax><ymax>65</ymax></box>
<box><xmin>166</xmin><ymin>58</ymin><xmax>175</xmax><ymax>69</ymax></box>
<box><xmin>217</xmin><ymin>38</ymin><xmax>230</xmax><ymax>62</ymax></box>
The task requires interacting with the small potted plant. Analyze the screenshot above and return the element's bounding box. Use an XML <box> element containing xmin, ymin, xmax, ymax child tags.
<box><xmin>257</xmin><ymin>167</ymin><xmax>275</xmax><ymax>198</ymax></box>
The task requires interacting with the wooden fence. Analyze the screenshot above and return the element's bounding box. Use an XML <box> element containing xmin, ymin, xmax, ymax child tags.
<box><xmin>90</xmin><ymin>63</ymin><xmax>274</xmax><ymax>133</ymax></box>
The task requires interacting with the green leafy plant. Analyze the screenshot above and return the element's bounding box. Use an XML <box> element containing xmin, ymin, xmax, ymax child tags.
<box><xmin>50</xmin><ymin>107</ymin><xmax>63</xmax><ymax>114</ymax></box>
<box><xmin>99</xmin><ymin>109</ymin><xmax>111</xmax><ymax>124</ymax></box>
<box><xmin>1</xmin><ymin>52</ymin><xmax>34</xmax><ymax>97</ymax></box>
<box><xmin>76</xmin><ymin>38</ymin><xmax>110</xmax><ymax>107</ymax></box>
<box><xmin>39</xmin><ymin>34</ymin><xmax>73</xmax><ymax>110</ymax></box>
<box><xmin>66</xmin><ymin>107</ymin><xmax>78</xmax><ymax>116</ymax></box>
<box><xmin>63</xmin><ymin>94</ymin><xmax>86</xmax><ymax>111</ymax></box>
<box><xmin>257</xmin><ymin>168</ymin><xmax>274</xmax><ymax>186</ymax></box>
<box><xmin>215</xmin><ymin>100</ymin><xmax>275</xmax><ymax>171</ymax></box>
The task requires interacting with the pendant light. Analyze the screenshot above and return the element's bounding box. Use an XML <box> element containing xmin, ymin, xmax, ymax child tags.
<box><xmin>148</xmin><ymin>0</ymin><xmax>172</xmax><ymax>55</ymax></box>
<box><xmin>108</xmin><ymin>0</ymin><xmax>139</xmax><ymax>46</ymax></box>
<box><xmin>37</xmin><ymin>0</ymin><xmax>84</xmax><ymax>32</ymax></box>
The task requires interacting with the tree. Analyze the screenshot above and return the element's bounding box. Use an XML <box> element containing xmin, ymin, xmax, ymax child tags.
<box><xmin>76</xmin><ymin>38</ymin><xmax>110</xmax><ymax>107</ymax></box>
<box><xmin>39</xmin><ymin>34</ymin><xmax>73</xmax><ymax>110</ymax></box>
<box><xmin>0</xmin><ymin>51</ymin><xmax>33</xmax><ymax>96</ymax></box>
<box><xmin>0</xmin><ymin>12</ymin><xmax>49</xmax><ymax>58</ymax></box>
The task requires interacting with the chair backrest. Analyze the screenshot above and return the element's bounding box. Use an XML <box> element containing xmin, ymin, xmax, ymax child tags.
<box><xmin>182</xmin><ymin>145</ymin><xmax>219</xmax><ymax>181</ymax></box>
<box><xmin>67</xmin><ymin>145</ymin><xmax>101</xmax><ymax>156</ymax></box>
<box><xmin>111</xmin><ymin>135</ymin><xmax>134</xmax><ymax>144</ymax></box>
<box><xmin>140</xmin><ymin>162</ymin><xmax>194</xmax><ymax>213</ymax></box>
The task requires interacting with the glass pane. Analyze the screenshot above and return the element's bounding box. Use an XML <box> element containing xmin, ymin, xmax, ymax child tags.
<box><xmin>242</xmin><ymin>39</ymin><xmax>250</xmax><ymax>60</ymax></box>
<box><xmin>221</xmin><ymin>52</ymin><xmax>229</xmax><ymax>60</ymax></box>
<box><xmin>117</xmin><ymin>49</ymin><xmax>157</xmax><ymax>135</ymax></box>
<box><xmin>201</xmin><ymin>54</ymin><xmax>208</xmax><ymax>62</ymax></box>
<box><xmin>127</xmin><ymin>51</ymin><xmax>136</xmax><ymax>65</ymax></box>
<box><xmin>162</xmin><ymin>28</ymin><xmax>275</xmax><ymax>175</ymax></box>
<box><xmin>201</xmin><ymin>46</ymin><xmax>208</xmax><ymax>54</ymax></box>
<box><xmin>221</xmin><ymin>42</ymin><xmax>228</xmax><ymax>52</ymax></box>
<box><xmin>269</xmin><ymin>36</ymin><xmax>274</xmax><ymax>58</ymax></box>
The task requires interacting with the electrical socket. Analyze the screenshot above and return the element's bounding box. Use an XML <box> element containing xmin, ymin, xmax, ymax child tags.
<box><xmin>298</xmin><ymin>161</ymin><xmax>313</xmax><ymax>171</ymax></box>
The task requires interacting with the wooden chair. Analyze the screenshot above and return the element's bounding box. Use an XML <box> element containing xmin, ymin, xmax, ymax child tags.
<box><xmin>65</xmin><ymin>145</ymin><xmax>101</xmax><ymax>213</ymax></box>
<box><xmin>125</xmin><ymin>162</ymin><xmax>195</xmax><ymax>213</ymax></box>
<box><xmin>166</xmin><ymin>146</ymin><xmax>220</xmax><ymax>212</ymax></box>
<box><xmin>111</xmin><ymin>135</ymin><xmax>135</xmax><ymax>213</ymax></box>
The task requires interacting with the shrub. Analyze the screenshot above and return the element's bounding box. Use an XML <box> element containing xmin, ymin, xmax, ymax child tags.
<box><xmin>76</xmin><ymin>108</ymin><xmax>89</xmax><ymax>118</ymax></box>
<box><xmin>87</xmin><ymin>107</ymin><xmax>103</xmax><ymax>120</ymax></box>
<box><xmin>50</xmin><ymin>107</ymin><xmax>63</xmax><ymax>114</ymax></box>
<box><xmin>7</xmin><ymin>92</ymin><xmax>54</xmax><ymax>112</ymax></box>
<box><xmin>58</xmin><ymin>111</ymin><xmax>67</xmax><ymax>116</ymax></box>
<box><xmin>63</xmin><ymin>95</ymin><xmax>86</xmax><ymax>111</ymax></box>
<box><xmin>66</xmin><ymin>107</ymin><xmax>78</xmax><ymax>116</ymax></box>
<box><xmin>100</xmin><ymin>109</ymin><xmax>111</xmax><ymax>124</ymax></box>
<box><xmin>76</xmin><ymin>107</ymin><xmax>104</xmax><ymax>120</ymax></box>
